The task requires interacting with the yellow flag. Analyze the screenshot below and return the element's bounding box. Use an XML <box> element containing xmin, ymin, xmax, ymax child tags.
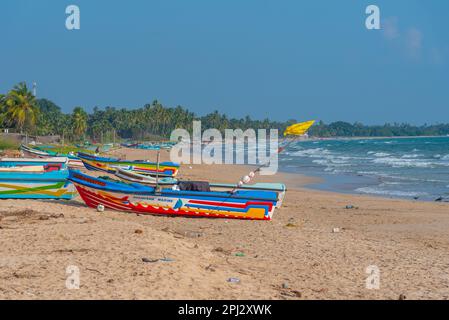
<box><xmin>283</xmin><ymin>120</ymin><xmax>315</xmax><ymax>136</ymax></box>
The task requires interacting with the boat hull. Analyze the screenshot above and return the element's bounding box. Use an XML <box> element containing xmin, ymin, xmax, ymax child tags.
<box><xmin>0</xmin><ymin>180</ymin><xmax>75</xmax><ymax>199</ymax></box>
<box><xmin>0</xmin><ymin>157</ymin><xmax>76</xmax><ymax>200</ymax></box>
<box><xmin>69</xmin><ymin>171</ymin><xmax>278</xmax><ymax>220</ymax></box>
<box><xmin>20</xmin><ymin>145</ymin><xmax>85</xmax><ymax>169</ymax></box>
<box><xmin>0</xmin><ymin>172</ymin><xmax>75</xmax><ymax>200</ymax></box>
<box><xmin>78</xmin><ymin>152</ymin><xmax>179</xmax><ymax>177</ymax></box>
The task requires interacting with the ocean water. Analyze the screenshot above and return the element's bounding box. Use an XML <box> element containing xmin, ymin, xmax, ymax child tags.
<box><xmin>280</xmin><ymin>137</ymin><xmax>449</xmax><ymax>201</ymax></box>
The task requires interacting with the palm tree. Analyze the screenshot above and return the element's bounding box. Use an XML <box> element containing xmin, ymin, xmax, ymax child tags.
<box><xmin>71</xmin><ymin>106</ymin><xmax>88</xmax><ymax>140</ymax></box>
<box><xmin>3</xmin><ymin>82</ymin><xmax>39</xmax><ymax>133</ymax></box>
<box><xmin>0</xmin><ymin>94</ymin><xmax>6</xmax><ymax>127</ymax></box>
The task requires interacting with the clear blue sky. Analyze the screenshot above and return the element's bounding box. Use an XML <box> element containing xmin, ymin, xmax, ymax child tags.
<box><xmin>1</xmin><ymin>0</ymin><xmax>448</xmax><ymax>124</ymax></box>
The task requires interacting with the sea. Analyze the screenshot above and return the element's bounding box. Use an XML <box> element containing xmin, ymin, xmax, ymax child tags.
<box><xmin>279</xmin><ymin>136</ymin><xmax>449</xmax><ymax>201</ymax></box>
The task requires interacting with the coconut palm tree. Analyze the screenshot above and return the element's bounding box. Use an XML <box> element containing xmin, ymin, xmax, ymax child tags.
<box><xmin>0</xmin><ymin>94</ymin><xmax>6</xmax><ymax>127</ymax></box>
<box><xmin>71</xmin><ymin>106</ymin><xmax>88</xmax><ymax>140</ymax></box>
<box><xmin>3</xmin><ymin>82</ymin><xmax>39</xmax><ymax>133</ymax></box>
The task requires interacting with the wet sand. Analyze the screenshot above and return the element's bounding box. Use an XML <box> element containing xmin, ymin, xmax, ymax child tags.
<box><xmin>1</xmin><ymin>148</ymin><xmax>449</xmax><ymax>300</ymax></box>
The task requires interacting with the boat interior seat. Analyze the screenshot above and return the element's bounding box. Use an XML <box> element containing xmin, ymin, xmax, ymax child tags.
<box><xmin>177</xmin><ymin>181</ymin><xmax>211</xmax><ymax>192</ymax></box>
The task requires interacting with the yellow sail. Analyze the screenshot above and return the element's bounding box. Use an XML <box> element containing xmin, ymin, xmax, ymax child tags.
<box><xmin>283</xmin><ymin>120</ymin><xmax>315</xmax><ymax>136</ymax></box>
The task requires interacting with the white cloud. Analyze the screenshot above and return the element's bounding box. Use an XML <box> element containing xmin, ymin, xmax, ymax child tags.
<box><xmin>383</xmin><ymin>17</ymin><xmax>400</xmax><ymax>40</ymax></box>
<box><xmin>405</xmin><ymin>27</ymin><xmax>423</xmax><ymax>59</ymax></box>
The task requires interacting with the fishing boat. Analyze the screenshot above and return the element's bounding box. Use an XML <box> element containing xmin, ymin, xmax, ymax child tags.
<box><xmin>69</xmin><ymin>170</ymin><xmax>285</xmax><ymax>220</ymax></box>
<box><xmin>75</xmin><ymin>143</ymin><xmax>112</xmax><ymax>153</ymax></box>
<box><xmin>20</xmin><ymin>145</ymin><xmax>85</xmax><ymax>169</ymax></box>
<box><xmin>121</xmin><ymin>141</ymin><xmax>176</xmax><ymax>150</ymax></box>
<box><xmin>77</xmin><ymin>152</ymin><xmax>180</xmax><ymax>177</ymax></box>
<box><xmin>20</xmin><ymin>144</ymin><xmax>51</xmax><ymax>157</ymax></box>
<box><xmin>0</xmin><ymin>158</ymin><xmax>76</xmax><ymax>199</ymax></box>
<box><xmin>115</xmin><ymin>168</ymin><xmax>178</xmax><ymax>185</ymax></box>
<box><xmin>121</xmin><ymin>142</ymin><xmax>139</xmax><ymax>148</ymax></box>
<box><xmin>135</xmin><ymin>144</ymin><xmax>163</xmax><ymax>150</ymax></box>
<box><xmin>114</xmin><ymin>168</ymin><xmax>286</xmax><ymax>208</ymax></box>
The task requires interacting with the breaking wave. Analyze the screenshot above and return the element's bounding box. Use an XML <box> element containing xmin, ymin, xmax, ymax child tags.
<box><xmin>355</xmin><ymin>187</ymin><xmax>428</xmax><ymax>198</ymax></box>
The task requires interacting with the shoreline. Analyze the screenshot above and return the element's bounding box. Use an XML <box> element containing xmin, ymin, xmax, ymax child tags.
<box><xmin>305</xmin><ymin>135</ymin><xmax>449</xmax><ymax>142</ymax></box>
<box><xmin>280</xmin><ymin>168</ymin><xmax>445</xmax><ymax>203</ymax></box>
<box><xmin>115</xmin><ymin>147</ymin><xmax>444</xmax><ymax>204</ymax></box>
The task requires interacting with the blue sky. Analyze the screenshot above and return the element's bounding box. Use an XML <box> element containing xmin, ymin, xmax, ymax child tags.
<box><xmin>1</xmin><ymin>0</ymin><xmax>448</xmax><ymax>124</ymax></box>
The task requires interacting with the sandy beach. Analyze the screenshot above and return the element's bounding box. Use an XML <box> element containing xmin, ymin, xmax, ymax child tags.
<box><xmin>1</xmin><ymin>148</ymin><xmax>449</xmax><ymax>300</ymax></box>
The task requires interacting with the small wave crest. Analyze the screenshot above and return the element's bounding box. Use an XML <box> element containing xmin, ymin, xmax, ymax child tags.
<box><xmin>355</xmin><ymin>187</ymin><xmax>427</xmax><ymax>198</ymax></box>
<box><xmin>372</xmin><ymin>157</ymin><xmax>445</xmax><ymax>168</ymax></box>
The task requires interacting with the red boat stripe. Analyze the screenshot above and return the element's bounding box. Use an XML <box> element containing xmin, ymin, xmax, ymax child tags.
<box><xmin>74</xmin><ymin>184</ymin><xmax>271</xmax><ymax>221</ymax></box>
<box><xmin>81</xmin><ymin>192</ymin><xmax>132</xmax><ymax>211</ymax></box>
<box><xmin>82</xmin><ymin>193</ymin><xmax>132</xmax><ymax>211</ymax></box>
<box><xmin>188</xmin><ymin>199</ymin><xmax>273</xmax><ymax>210</ymax></box>
<box><xmin>76</xmin><ymin>186</ymin><xmax>132</xmax><ymax>210</ymax></box>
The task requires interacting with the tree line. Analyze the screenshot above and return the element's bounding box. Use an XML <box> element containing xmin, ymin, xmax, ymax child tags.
<box><xmin>1</xmin><ymin>82</ymin><xmax>449</xmax><ymax>142</ymax></box>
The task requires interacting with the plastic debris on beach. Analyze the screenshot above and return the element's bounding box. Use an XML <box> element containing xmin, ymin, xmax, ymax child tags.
<box><xmin>142</xmin><ymin>257</ymin><xmax>175</xmax><ymax>263</ymax></box>
<box><xmin>227</xmin><ymin>277</ymin><xmax>240</xmax><ymax>283</ymax></box>
<box><xmin>332</xmin><ymin>227</ymin><xmax>340</xmax><ymax>233</ymax></box>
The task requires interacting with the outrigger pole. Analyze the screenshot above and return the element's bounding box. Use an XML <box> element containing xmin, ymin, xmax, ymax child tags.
<box><xmin>231</xmin><ymin>120</ymin><xmax>315</xmax><ymax>193</ymax></box>
<box><xmin>155</xmin><ymin>149</ymin><xmax>161</xmax><ymax>193</ymax></box>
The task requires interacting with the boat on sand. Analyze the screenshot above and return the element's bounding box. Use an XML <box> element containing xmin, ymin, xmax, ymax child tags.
<box><xmin>77</xmin><ymin>152</ymin><xmax>180</xmax><ymax>177</ymax></box>
<box><xmin>69</xmin><ymin>170</ymin><xmax>285</xmax><ymax>220</ymax></box>
<box><xmin>0</xmin><ymin>157</ymin><xmax>76</xmax><ymax>199</ymax></box>
<box><xmin>20</xmin><ymin>145</ymin><xmax>84</xmax><ymax>169</ymax></box>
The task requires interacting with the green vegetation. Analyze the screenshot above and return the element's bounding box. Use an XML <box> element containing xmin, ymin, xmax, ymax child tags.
<box><xmin>2</xmin><ymin>82</ymin><xmax>449</xmax><ymax>140</ymax></box>
<box><xmin>0</xmin><ymin>82</ymin><xmax>39</xmax><ymax>133</ymax></box>
<box><xmin>71</xmin><ymin>107</ymin><xmax>88</xmax><ymax>140</ymax></box>
<box><xmin>0</xmin><ymin>138</ymin><xmax>19</xmax><ymax>150</ymax></box>
<box><xmin>34</xmin><ymin>145</ymin><xmax>94</xmax><ymax>155</ymax></box>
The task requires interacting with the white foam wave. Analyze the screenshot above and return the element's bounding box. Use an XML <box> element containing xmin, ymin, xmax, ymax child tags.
<box><xmin>401</xmin><ymin>154</ymin><xmax>422</xmax><ymax>159</ymax></box>
<box><xmin>372</xmin><ymin>157</ymin><xmax>441</xmax><ymax>168</ymax></box>
<box><xmin>293</xmin><ymin>148</ymin><xmax>331</xmax><ymax>158</ymax></box>
<box><xmin>355</xmin><ymin>187</ymin><xmax>427</xmax><ymax>198</ymax></box>
<box><xmin>373</xmin><ymin>152</ymin><xmax>390</xmax><ymax>157</ymax></box>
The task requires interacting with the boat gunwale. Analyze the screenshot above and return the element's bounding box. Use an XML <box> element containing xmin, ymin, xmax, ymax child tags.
<box><xmin>77</xmin><ymin>152</ymin><xmax>179</xmax><ymax>167</ymax></box>
<box><xmin>69</xmin><ymin>172</ymin><xmax>280</xmax><ymax>202</ymax></box>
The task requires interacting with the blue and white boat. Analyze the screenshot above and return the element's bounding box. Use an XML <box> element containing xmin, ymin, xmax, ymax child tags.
<box><xmin>0</xmin><ymin>157</ymin><xmax>75</xmax><ymax>199</ymax></box>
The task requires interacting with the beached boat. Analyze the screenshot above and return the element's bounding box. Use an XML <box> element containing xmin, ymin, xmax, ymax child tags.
<box><xmin>115</xmin><ymin>168</ymin><xmax>178</xmax><ymax>185</ymax></box>
<box><xmin>75</xmin><ymin>143</ymin><xmax>112</xmax><ymax>152</ymax></box>
<box><xmin>69</xmin><ymin>170</ymin><xmax>285</xmax><ymax>220</ymax></box>
<box><xmin>115</xmin><ymin>168</ymin><xmax>286</xmax><ymax>207</ymax></box>
<box><xmin>20</xmin><ymin>144</ymin><xmax>51</xmax><ymax>157</ymax></box>
<box><xmin>121</xmin><ymin>142</ymin><xmax>139</xmax><ymax>148</ymax></box>
<box><xmin>0</xmin><ymin>158</ymin><xmax>76</xmax><ymax>199</ymax></box>
<box><xmin>121</xmin><ymin>141</ymin><xmax>176</xmax><ymax>150</ymax></box>
<box><xmin>77</xmin><ymin>152</ymin><xmax>180</xmax><ymax>177</ymax></box>
<box><xmin>20</xmin><ymin>145</ymin><xmax>85</xmax><ymax>169</ymax></box>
